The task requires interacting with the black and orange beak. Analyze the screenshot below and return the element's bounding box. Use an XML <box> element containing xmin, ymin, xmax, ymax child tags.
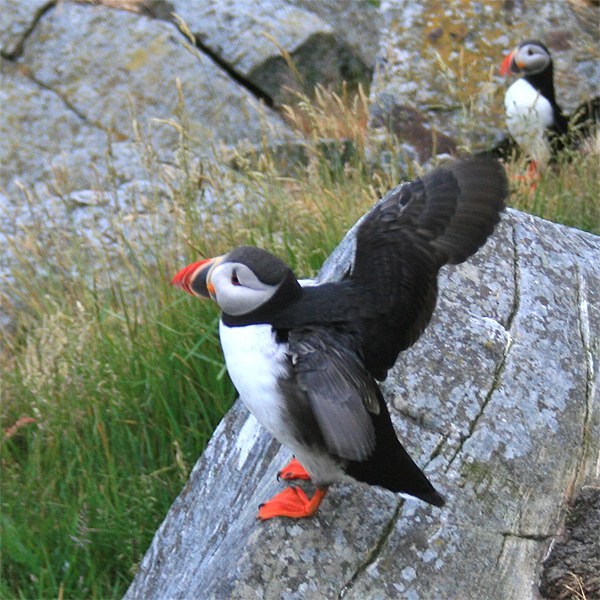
<box><xmin>500</xmin><ymin>49</ymin><xmax>518</xmax><ymax>75</ymax></box>
<box><xmin>171</xmin><ymin>257</ymin><xmax>220</xmax><ymax>299</ymax></box>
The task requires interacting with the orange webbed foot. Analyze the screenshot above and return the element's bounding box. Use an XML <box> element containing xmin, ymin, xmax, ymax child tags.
<box><xmin>257</xmin><ymin>486</ymin><xmax>328</xmax><ymax>520</ymax></box>
<box><xmin>278</xmin><ymin>457</ymin><xmax>311</xmax><ymax>481</ymax></box>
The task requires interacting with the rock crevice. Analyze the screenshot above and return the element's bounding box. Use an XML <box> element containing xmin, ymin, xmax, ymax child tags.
<box><xmin>337</xmin><ymin>500</ymin><xmax>402</xmax><ymax>599</ymax></box>
<box><xmin>0</xmin><ymin>0</ymin><xmax>55</xmax><ymax>59</ymax></box>
<box><xmin>16</xmin><ymin>61</ymin><xmax>112</xmax><ymax>133</ymax></box>
<box><xmin>572</xmin><ymin>267</ymin><xmax>598</xmax><ymax>496</ymax></box>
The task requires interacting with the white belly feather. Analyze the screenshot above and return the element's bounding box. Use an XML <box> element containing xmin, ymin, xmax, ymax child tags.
<box><xmin>504</xmin><ymin>78</ymin><xmax>554</xmax><ymax>165</ymax></box>
<box><xmin>218</xmin><ymin>320</ymin><xmax>348</xmax><ymax>485</ymax></box>
<box><xmin>219</xmin><ymin>322</ymin><xmax>296</xmax><ymax>448</ymax></box>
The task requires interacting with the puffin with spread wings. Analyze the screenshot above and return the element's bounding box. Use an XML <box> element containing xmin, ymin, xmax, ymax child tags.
<box><xmin>172</xmin><ymin>156</ymin><xmax>507</xmax><ymax>520</ymax></box>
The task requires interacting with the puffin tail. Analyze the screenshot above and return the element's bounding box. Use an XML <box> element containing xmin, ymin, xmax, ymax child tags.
<box><xmin>346</xmin><ymin>392</ymin><xmax>445</xmax><ymax>507</ymax></box>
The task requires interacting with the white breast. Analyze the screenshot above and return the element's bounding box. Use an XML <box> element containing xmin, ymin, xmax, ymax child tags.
<box><xmin>504</xmin><ymin>78</ymin><xmax>554</xmax><ymax>165</ymax></box>
<box><xmin>219</xmin><ymin>322</ymin><xmax>297</xmax><ymax>448</ymax></box>
<box><xmin>218</xmin><ymin>320</ymin><xmax>348</xmax><ymax>485</ymax></box>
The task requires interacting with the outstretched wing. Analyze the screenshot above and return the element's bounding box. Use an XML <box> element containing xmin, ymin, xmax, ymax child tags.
<box><xmin>352</xmin><ymin>156</ymin><xmax>507</xmax><ymax>379</ymax></box>
<box><xmin>286</xmin><ymin>327</ymin><xmax>380</xmax><ymax>462</ymax></box>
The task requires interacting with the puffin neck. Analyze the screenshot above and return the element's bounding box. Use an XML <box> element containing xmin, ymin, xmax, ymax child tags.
<box><xmin>524</xmin><ymin>65</ymin><xmax>558</xmax><ymax>106</ymax></box>
<box><xmin>220</xmin><ymin>280</ymin><xmax>357</xmax><ymax>329</ymax></box>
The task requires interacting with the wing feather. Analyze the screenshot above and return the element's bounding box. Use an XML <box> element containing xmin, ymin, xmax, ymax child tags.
<box><xmin>351</xmin><ymin>156</ymin><xmax>507</xmax><ymax>379</ymax></box>
<box><xmin>287</xmin><ymin>328</ymin><xmax>379</xmax><ymax>462</ymax></box>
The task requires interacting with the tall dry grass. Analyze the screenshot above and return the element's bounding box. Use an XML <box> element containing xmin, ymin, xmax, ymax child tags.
<box><xmin>1</xmin><ymin>82</ymin><xmax>598</xmax><ymax>599</ymax></box>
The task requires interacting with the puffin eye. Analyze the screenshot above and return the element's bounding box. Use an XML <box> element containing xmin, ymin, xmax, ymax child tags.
<box><xmin>231</xmin><ymin>270</ymin><xmax>241</xmax><ymax>286</ymax></box>
<box><xmin>527</xmin><ymin>48</ymin><xmax>533</xmax><ymax>55</ymax></box>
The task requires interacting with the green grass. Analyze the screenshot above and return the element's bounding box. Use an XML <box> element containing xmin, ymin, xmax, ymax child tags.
<box><xmin>1</xmin><ymin>235</ymin><xmax>235</xmax><ymax>597</ymax></box>
<box><xmin>1</xmin><ymin>92</ymin><xmax>379</xmax><ymax>599</ymax></box>
<box><xmin>1</xmin><ymin>87</ymin><xmax>598</xmax><ymax>599</ymax></box>
<box><xmin>505</xmin><ymin>142</ymin><xmax>600</xmax><ymax>235</ymax></box>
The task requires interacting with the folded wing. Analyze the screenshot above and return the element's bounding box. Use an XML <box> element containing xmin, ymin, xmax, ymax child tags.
<box><xmin>287</xmin><ymin>327</ymin><xmax>380</xmax><ymax>462</ymax></box>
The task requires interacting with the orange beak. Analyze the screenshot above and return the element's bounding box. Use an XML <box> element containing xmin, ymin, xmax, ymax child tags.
<box><xmin>500</xmin><ymin>50</ymin><xmax>516</xmax><ymax>75</ymax></box>
<box><xmin>171</xmin><ymin>257</ymin><xmax>218</xmax><ymax>298</ymax></box>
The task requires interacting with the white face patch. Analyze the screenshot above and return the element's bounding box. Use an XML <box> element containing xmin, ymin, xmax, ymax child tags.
<box><xmin>209</xmin><ymin>262</ymin><xmax>280</xmax><ymax>316</ymax></box>
<box><xmin>514</xmin><ymin>43</ymin><xmax>551</xmax><ymax>75</ymax></box>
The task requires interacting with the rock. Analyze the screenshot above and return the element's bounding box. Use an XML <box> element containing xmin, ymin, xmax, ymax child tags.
<box><xmin>290</xmin><ymin>0</ymin><xmax>383</xmax><ymax>70</ymax></box>
<box><xmin>0</xmin><ymin>0</ymin><xmax>50</xmax><ymax>57</ymax></box>
<box><xmin>3</xmin><ymin>0</ymin><xmax>598</xmax><ymax>193</ymax></box>
<box><xmin>0</xmin><ymin>59</ymin><xmax>111</xmax><ymax>193</ymax></box>
<box><xmin>124</xmin><ymin>208</ymin><xmax>600</xmax><ymax>600</ymax></box>
<box><xmin>371</xmin><ymin>0</ymin><xmax>600</xmax><ymax>157</ymax></box>
<box><xmin>2</xmin><ymin>2</ymin><xmax>291</xmax><ymax>191</ymax></box>
<box><xmin>0</xmin><ymin>57</ymin><xmax>157</xmax><ymax>194</ymax></box>
<box><xmin>539</xmin><ymin>487</ymin><xmax>600</xmax><ymax>600</ymax></box>
<box><xmin>370</xmin><ymin>100</ymin><xmax>457</xmax><ymax>164</ymax></box>
<box><xmin>170</xmin><ymin>0</ymin><xmax>372</xmax><ymax>105</ymax></box>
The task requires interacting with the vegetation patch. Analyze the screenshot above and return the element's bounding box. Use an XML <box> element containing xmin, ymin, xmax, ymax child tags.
<box><xmin>1</xmin><ymin>85</ymin><xmax>598</xmax><ymax>599</ymax></box>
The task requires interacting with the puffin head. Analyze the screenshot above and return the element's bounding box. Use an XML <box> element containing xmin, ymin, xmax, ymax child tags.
<box><xmin>171</xmin><ymin>246</ymin><xmax>302</xmax><ymax>320</ymax></box>
<box><xmin>500</xmin><ymin>40</ymin><xmax>552</xmax><ymax>76</ymax></box>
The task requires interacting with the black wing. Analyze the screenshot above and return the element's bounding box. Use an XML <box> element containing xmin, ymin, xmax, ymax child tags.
<box><xmin>285</xmin><ymin>326</ymin><xmax>446</xmax><ymax>506</ymax></box>
<box><xmin>286</xmin><ymin>327</ymin><xmax>380</xmax><ymax>462</ymax></box>
<box><xmin>351</xmin><ymin>156</ymin><xmax>507</xmax><ymax>380</ymax></box>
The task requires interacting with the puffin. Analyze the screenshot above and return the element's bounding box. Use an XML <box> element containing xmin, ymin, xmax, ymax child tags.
<box><xmin>500</xmin><ymin>40</ymin><xmax>599</xmax><ymax>174</ymax></box>
<box><xmin>171</xmin><ymin>156</ymin><xmax>508</xmax><ymax>520</ymax></box>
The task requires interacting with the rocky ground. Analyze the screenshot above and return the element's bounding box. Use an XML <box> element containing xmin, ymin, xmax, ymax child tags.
<box><xmin>540</xmin><ymin>487</ymin><xmax>600</xmax><ymax>600</ymax></box>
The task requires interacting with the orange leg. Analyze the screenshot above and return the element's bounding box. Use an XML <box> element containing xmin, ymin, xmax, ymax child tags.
<box><xmin>513</xmin><ymin>160</ymin><xmax>539</xmax><ymax>190</ymax></box>
<box><xmin>526</xmin><ymin>159</ymin><xmax>539</xmax><ymax>179</ymax></box>
<box><xmin>278</xmin><ymin>457</ymin><xmax>311</xmax><ymax>481</ymax></box>
<box><xmin>258</xmin><ymin>486</ymin><xmax>328</xmax><ymax>520</ymax></box>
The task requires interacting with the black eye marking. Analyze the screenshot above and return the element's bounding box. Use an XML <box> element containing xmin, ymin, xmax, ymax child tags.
<box><xmin>231</xmin><ymin>270</ymin><xmax>241</xmax><ymax>286</ymax></box>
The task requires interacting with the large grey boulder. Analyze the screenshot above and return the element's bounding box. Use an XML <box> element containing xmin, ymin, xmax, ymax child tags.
<box><xmin>16</xmin><ymin>2</ymin><xmax>282</xmax><ymax>146</ymax></box>
<box><xmin>170</xmin><ymin>0</ymin><xmax>372</xmax><ymax>106</ymax></box>
<box><xmin>1</xmin><ymin>2</ymin><xmax>291</xmax><ymax>192</ymax></box>
<box><xmin>125</xmin><ymin>208</ymin><xmax>599</xmax><ymax>600</ymax></box>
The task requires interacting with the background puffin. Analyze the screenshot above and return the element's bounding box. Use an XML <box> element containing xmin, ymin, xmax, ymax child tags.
<box><xmin>172</xmin><ymin>156</ymin><xmax>508</xmax><ymax>520</ymax></box>
<box><xmin>500</xmin><ymin>39</ymin><xmax>599</xmax><ymax>174</ymax></box>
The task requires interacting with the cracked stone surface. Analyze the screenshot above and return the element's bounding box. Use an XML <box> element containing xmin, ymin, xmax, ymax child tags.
<box><xmin>289</xmin><ymin>0</ymin><xmax>383</xmax><ymax>69</ymax></box>
<box><xmin>0</xmin><ymin>59</ymin><xmax>112</xmax><ymax>191</ymax></box>
<box><xmin>0</xmin><ymin>0</ymin><xmax>51</xmax><ymax>57</ymax></box>
<box><xmin>17</xmin><ymin>2</ymin><xmax>279</xmax><ymax>145</ymax></box>
<box><xmin>125</xmin><ymin>209</ymin><xmax>600</xmax><ymax>600</ymax></box>
<box><xmin>172</xmin><ymin>0</ymin><xmax>329</xmax><ymax>76</ymax></box>
<box><xmin>1</xmin><ymin>1</ymin><xmax>292</xmax><ymax>192</ymax></box>
<box><xmin>170</xmin><ymin>0</ymin><xmax>372</xmax><ymax>105</ymax></box>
